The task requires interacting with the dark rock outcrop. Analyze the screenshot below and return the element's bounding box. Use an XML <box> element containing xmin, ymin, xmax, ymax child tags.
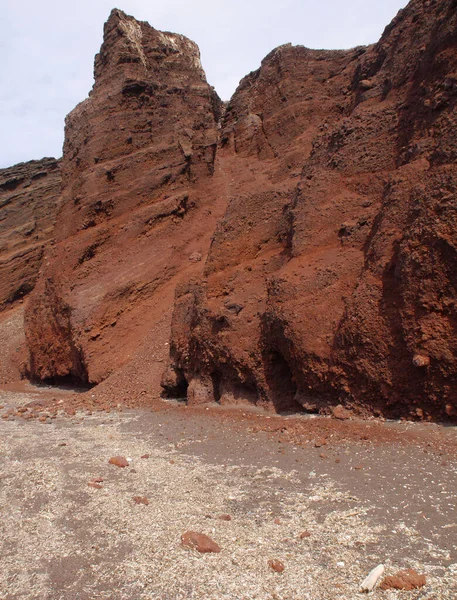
<box><xmin>0</xmin><ymin>158</ymin><xmax>61</xmax><ymax>308</ymax></box>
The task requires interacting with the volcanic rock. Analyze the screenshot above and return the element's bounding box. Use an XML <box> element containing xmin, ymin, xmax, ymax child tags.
<box><xmin>379</xmin><ymin>569</ymin><xmax>426</xmax><ymax>591</ymax></box>
<box><xmin>23</xmin><ymin>9</ymin><xmax>224</xmax><ymax>387</ymax></box>
<box><xmin>181</xmin><ymin>531</ymin><xmax>221</xmax><ymax>553</ymax></box>
<box><xmin>268</xmin><ymin>559</ymin><xmax>285</xmax><ymax>573</ymax></box>
<box><xmin>163</xmin><ymin>0</ymin><xmax>457</xmax><ymax>421</ymax></box>
<box><xmin>109</xmin><ymin>456</ymin><xmax>129</xmax><ymax>468</ymax></box>
<box><xmin>12</xmin><ymin>0</ymin><xmax>457</xmax><ymax>420</ymax></box>
<box><xmin>0</xmin><ymin>158</ymin><xmax>61</xmax><ymax>308</ymax></box>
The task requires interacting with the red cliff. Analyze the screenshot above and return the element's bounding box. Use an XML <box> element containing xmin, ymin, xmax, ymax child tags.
<box><xmin>21</xmin><ymin>0</ymin><xmax>457</xmax><ymax>420</ymax></box>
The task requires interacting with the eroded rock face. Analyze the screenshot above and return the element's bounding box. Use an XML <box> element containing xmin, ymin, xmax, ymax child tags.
<box><xmin>24</xmin><ymin>9</ymin><xmax>225</xmax><ymax>385</ymax></box>
<box><xmin>0</xmin><ymin>158</ymin><xmax>61</xmax><ymax>308</ymax></box>
<box><xmin>21</xmin><ymin>0</ymin><xmax>457</xmax><ymax>419</ymax></box>
<box><xmin>163</xmin><ymin>0</ymin><xmax>457</xmax><ymax>420</ymax></box>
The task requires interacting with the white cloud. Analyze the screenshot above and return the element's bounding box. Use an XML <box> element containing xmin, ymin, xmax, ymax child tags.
<box><xmin>1</xmin><ymin>0</ymin><xmax>409</xmax><ymax>167</ymax></box>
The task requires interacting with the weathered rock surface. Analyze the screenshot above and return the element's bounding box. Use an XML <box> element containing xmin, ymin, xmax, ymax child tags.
<box><xmin>163</xmin><ymin>0</ymin><xmax>457</xmax><ymax>420</ymax></box>
<box><xmin>18</xmin><ymin>0</ymin><xmax>457</xmax><ymax>419</ymax></box>
<box><xmin>0</xmin><ymin>158</ymin><xmax>61</xmax><ymax>308</ymax></box>
<box><xmin>24</xmin><ymin>9</ymin><xmax>225</xmax><ymax>385</ymax></box>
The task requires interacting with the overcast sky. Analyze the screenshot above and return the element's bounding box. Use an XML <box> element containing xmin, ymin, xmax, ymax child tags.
<box><xmin>1</xmin><ymin>0</ymin><xmax>409</xmax><ymax>168</ymax></box>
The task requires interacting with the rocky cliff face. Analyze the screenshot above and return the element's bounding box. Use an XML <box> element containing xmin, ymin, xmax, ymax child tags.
<box><xmin>163</xmin><ymin>0</ymin><xmax>457</xmax><ymax>420</ymax></box>
<box><xmin>23</xmin><ymin>0</ymin><xmax>457</xmax><ymax>419</ymax></box>
<box><xmin>24</xmin><ymin>9</ymin><xmax>225</xmax><ymax>385</ymax></box>
<box><xmin>0</xmin><ymin>158</ymin><xmax>61</xmax><ymax>308</ymax></box>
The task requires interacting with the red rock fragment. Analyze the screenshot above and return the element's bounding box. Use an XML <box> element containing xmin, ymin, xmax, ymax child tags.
<box><xmin>181</xmin><ymin>531</ymin><xmax>221</xmax><ymax>553</ymax></box>
<box><xmin>133</xmin><ymin>496</ymin><xmax>149</xmax><ymax>505</ymax></box>
<box><xmin>380</xmin><ymin>569</ymin><xmax>426</xmax><ymax>591</ymax></box>
<box><xmin>140</xmin><ymin>454</ymin><xmax>150</xmax><ymax>459</ymax></box>
<box><xmin>268</xmin><ymin>559</ymin><xmax>285</xmax><ymax>573</ymax></box>
<box><xmin>109</xmin><ymin>456</ymin><xmax>129</xmax><ymax>468</ymax></box>
<box><xmin>274</xmin><ymin>518</ymin><xmax>281</xmax><ymax>525</ymax></box>
<box><xmin>299</xmin><ymin>531</ymin><xmax>311</xmax><ymax>539</ymax></box>
<box><xmin>332</xmin><ymin>405</ymin><xmax>352</xmax><ymax>420</ymax></box>
<box><xmin>88</xmin><ymin>482</ymin><xmax>102</xmax><ymax>489</ymax></box>
<box><xmin>218</xmin><ymin>514</ymin><xmax>232</xmax><ymax>521</ymax></box>
<box><xmin>413</xmin><ymin>354</ymin><xmax>430</xmax><ymax>368</ymax></box>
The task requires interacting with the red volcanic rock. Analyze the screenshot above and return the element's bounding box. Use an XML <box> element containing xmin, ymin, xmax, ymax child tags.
<box><xmin>7</xmin><ymin>0</ymin><xmax>456</xmax><ymax>421</ymax></box>
<box><xmin>109</xmin><ymin>456</ymin><xmax>129</xmax><ymax>468</ymax></box>
<box><xmin>218</xmin><ymin>514</ymin><xmax>232</xmax><ymax>521</ymax></box>
<box><xmin>380</xmin><ymin>569</ymin><xmax>426</xmax><ymax>591</ymax></box>
<box><xmin>0</xmin><ymin>158</ymin><xmax>61</xmax><ymax>309</ymax></box>
<box><xmin>332</xmin><ymin>405</ymin><xmax>352</xmax><ymax>420</ymax></box>
<box><xmin>181</xmin><ymin>531</ymin><xmax>221</xmax><ymax>553</ymax></box>
<box><xmin>163</xmin><ymin>0</ymin><xmax>457</xmax><ymax>421</ymax></box>
<box><xmin>132</xmin><ymin>496</ymin><xmax>149</xmax><ymax>505</ymax></box>
<box><xmin>88</xmin><ymin>482</ymin><xmax>103</xmax><ymax>489</ymax></box>
<box><xmin>24</xmin><ymin>9</ymin><xmax>224</xmax><ymax>388</ymax></box>
<box><xmin>268</xmin><ymin>559</ymin><xmax>285</xmax><ymax>573</ymax></box>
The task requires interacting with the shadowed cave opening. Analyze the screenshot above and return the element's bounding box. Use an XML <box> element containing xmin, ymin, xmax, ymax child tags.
<box><xmin>263</xmin><ymin>349</ymin><xmax>303</xmax><ymax>413</ymax></box>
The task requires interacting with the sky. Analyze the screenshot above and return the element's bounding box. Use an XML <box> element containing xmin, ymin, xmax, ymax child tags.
<box><xmin>1</xmin><ymin>0</ymin><xmax>409</xmax><ymax>168</ymax></box>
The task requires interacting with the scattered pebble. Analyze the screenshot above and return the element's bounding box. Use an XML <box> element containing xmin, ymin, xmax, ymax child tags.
<box><xmin>268</xmin><ymin>559</ymin><xmax>285</xmax><ymax>573</ymax></box>
<box><xmin>181</xmin><ymin>531</ymin><xmax>221</xmax><ymax>553</ymax></box>
<box><xmin>133</xmin><ymin>496</ymin><xmax>149</xmax><ymax>505</ymax></box>
<box><xmin>109</xmin><ymin>456</ymin><xmax>129</xmax><ymax>468</ymax></box>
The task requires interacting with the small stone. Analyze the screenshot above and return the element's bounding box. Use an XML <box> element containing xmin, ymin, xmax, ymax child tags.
<box><xmin>38</xmin><ymin>416</ymin><xmax>47</xmax><ymax>423</ymax></box>
<box><xmin>218</xmin><ymin>514</ymin><xmax>232</xmax><ymax>521</ymax></box>
<box><xmin>58</xmin><ymin>442</ymin><xmax>67</xmax><ymax>447</ymax></box>
<box><xmin>88</xmin><ymin>482</ymin><xmax>102</xmax><ymax>489</ymax></box>
<box><xmin>413</xmin><ymin>354</ymin><xmax>430</xmax><ymax>368</ymax></box>
<box><xmin>268</xmin><ymin>559</ymin><xmax>285</xmax><ymax>573</ymax></box>
<box><xmin>274</xmin><ymin>518</ymin><xmax>281</xmax><ymax>525</ymax></box>
<box><xmin>332</xmin><ymin>404</ymin><xmax>352</xmax><ymax>420</ymax></box>
<box><xmin>181</xmin><ymin>531</ymin><xmax>221</xmax><ymax>553</ymax></box>
<box><xmin>299</xmin><ymin>531</ymin><xmax>311</xmax><ymax>539</ymax></box>
<box><xmin>359</xmin><ymin>79</ymin><xmax>374</xmax><ymax>90</ymax></box>
<box><xmin>380</xmin><ymin>569</ymin><xmax>426</xmax><ymax>591</ymax></box>
<box><xmin>445</xmin><ymin>403</ymin><xmax>456</xmax><ymax>417</ymax></box>
<box><xmin>141</xmin><ymin>454</ymin><xmax>150</xmax><ymax>459</ymax></box>
<box><xmin>109</xmin><ymin>456</ymin><xmax>129</xmax><ymax>468</ymax></box>
<box><xmin>133</xmin><ymin>496</ymin><xmax>149</xmax><ymax>505</ymax></box>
